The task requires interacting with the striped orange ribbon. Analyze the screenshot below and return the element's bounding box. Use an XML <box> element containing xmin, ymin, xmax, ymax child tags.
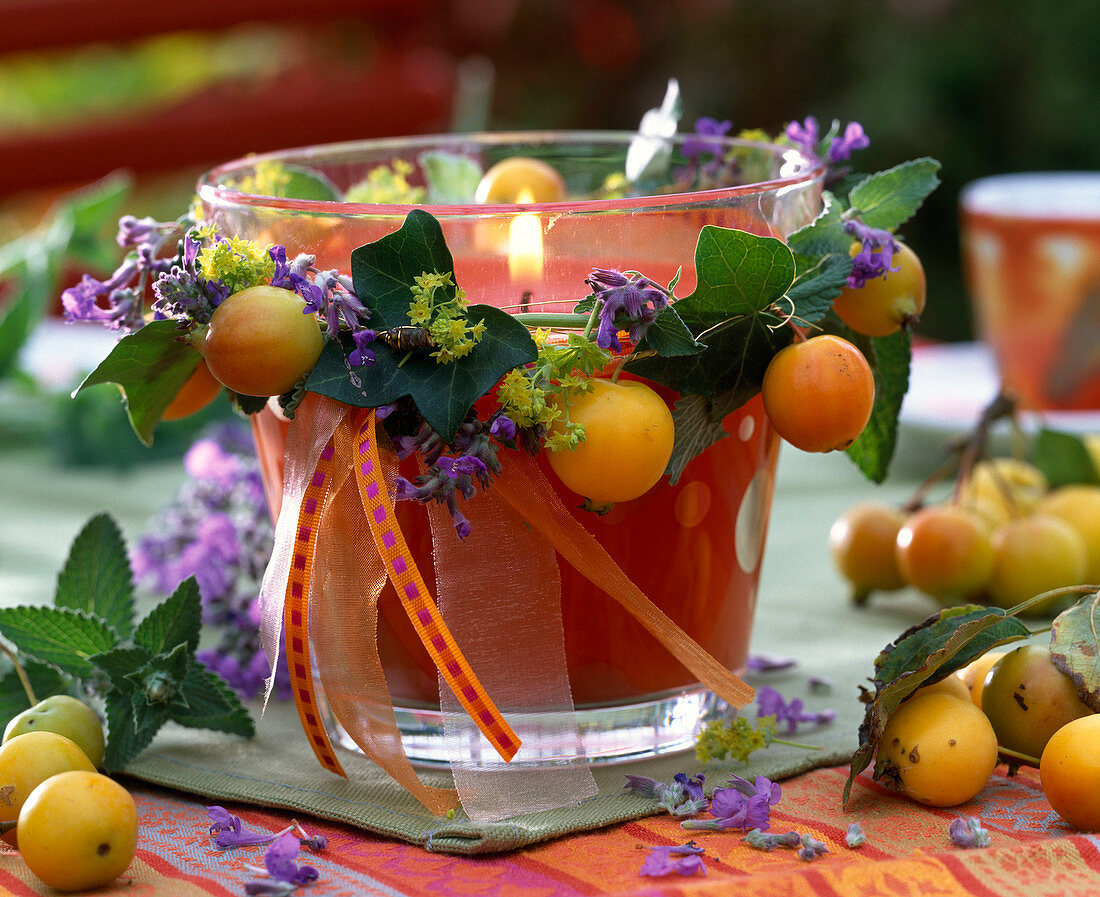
<box><xmin>351</xmin><ymin>409</ymin><xmax>520</xmax><ymax>762</ymax></box>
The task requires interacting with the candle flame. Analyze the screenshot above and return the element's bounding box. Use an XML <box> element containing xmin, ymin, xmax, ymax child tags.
<box><xmin>508</xmin><ymin>188</ymin><xmax>543</xmax><ymax>283</ymax></box>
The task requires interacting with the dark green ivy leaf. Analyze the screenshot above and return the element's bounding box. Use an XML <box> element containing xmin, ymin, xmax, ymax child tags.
<box><xmin>635</xmin><ymin>305</ymin><xmax>704</xmax><ymax>357</ymax></box>
<box><xmin>74</xmin><ymin>319</ymin><xmax>202</xmax><ymax>446</ymax></box>
<box><xmin>54</xmin><ymin>513</ymin><xmax>135</xmax><ymax>638</ymax></box>
<box><xmin>665</xmin><ymin>391</ymin><xmax>744</xmax><ymax>484</ymax></box>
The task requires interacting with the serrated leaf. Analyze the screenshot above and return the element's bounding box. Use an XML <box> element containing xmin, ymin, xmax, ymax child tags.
<box><xmin>420</xmin><ymin>151</ymin><xmax>483</xmax><ymax>203</ymax></box>
<box><xmin>787</xmin><ymin>252</ymin><xmax>852</xmax><ymax>325</ymax></box>
<box><xmin>1033</xmin><ymin>428</ymin><xmax>1100</xmax><ymax>487</ymax></box>
<box><xmin>665</xmin><ymin>391</ymin><xmax>744</xmax><ymax>484</ymax></box>
<box><xmin>848</xmin><ymin>158</ymin><xmax>942</xmax><ymax>231</ymax></box>
<box><xmin>843</xmin><ymin>604</ymin><xmax>1029</xmax><ymax>805</ymax></box>
<box><xmin>170</xmin><ymin>665</ymin><xmax>255</xmax><ymax>737</ymax></box>
<box><xmin>0</xmin><ymin>606</ymin><xmax>117</xmax><ymax>678</ymax></box>
<box><xmin>89</xmin><ymin>645</ymin><xmax>153</xmax><ymax>680</ymax></box>
<box><xmin>134</xmin><ymin>577</ymin><xmax>201</xmax><ymax>656</ymax></box>
<box><xmin>103</xmin><ymin>689</ymin><xmax>166</xmax><ymax>772</ymax></box>
<box><xmin>55</xmin><ymin>513</ymin><xmax>135</xmax><ymax>637</ymax></box>
<box><xmin>635</xmin><ymin>305</ymin><xmax>704</xmax><ymax>357</ymax></box>
<box><xmin>787</xmin><ymin>193</ymin><xmax>851</xmax><ymax>263</ymax></box>
<box><xmin>1050</xmin><ymin>592</ymin><xmax>1100</xmax><ymax>711</ymax></box>
<box><xmin>74</xmin><ymin>320</ymin><xmax>202</xmax><ymax>446</ymax></box>
<box><xmin>124</xmin><ymin>643</ymin><xmax>190</xmax><ymax>706</ymax></box>
<box><xmin>845</xmin><ymin>328</ymin><xmax>911</xmax><ymax>483</ymax></box>
<box><xmin>0</xmin><ymin>660</ymin><xmax>68</xmax><ymax>723</ymax></box>
<box><xmin>624</xmin><ymin>227</ymin><xmax>796</xmax><ymax>397</ymax></box>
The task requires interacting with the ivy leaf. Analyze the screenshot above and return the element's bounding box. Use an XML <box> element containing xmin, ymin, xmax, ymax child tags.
<box><xmin>845</xmin><ymin>328</ymin><xmax>911</xmax><ymax>483</ymax></box>
<box><xmin>625</xmin><ymin>227</ymin><xmax>796</xmax><ymax>398</ymax></box>
<box><xmin>1050</xmin><ymin>592</ymin><xmax>1100</xmax><ymax>711</ymax></box>
<box><xmin>103</xmin><ymin>688</ymin><xmax>167</xmax><ymax>772</ymax></box>
<box><xmin>169</xmin><ymin>665</ymin><xmax>255</xmax><ymax>737</ymax></box>
<box><xmin>74</xmin><ymin>320</ymin><xmax>201</xmax><ymax>446</ymax></box>
<box><xmin>844</xmin><ymin>604</ymin><xmax>1030</xmax><ymax>805</ymax></box>
<box><xmin>54</xmin><ymin>513</ymin><xmax>135</xmax><ymax>638</ymax></box>
<box><xmin>420</xmin><ymin>151</ymin><xmax>483</xmax><ymax>203</ymax></box>
<box><xmin>1033</xmin><ymin>428</ymin><xmax>1100</xmax><ymax>487</ymax></box>
<box><xmin>635</xmin><ymin>305</ymin><xmax>704</xmax><ymax>357</ymax></box>
<box><xmin>665</xmin><ymin>391</ymin><xmax>744</xmax><ymax>484</ymax></box>
<box><xmin>0</xmin><ymin>606</ymin><xmax>117</xmax><ymax>678</ymax></box>
<box><xmin>0</xmin><ymin>659</ymin><xmax>68</xmax><ymax>723</ymax></box>
<box><xmin>847</xmin><ymin>158</ymin><xmax>942</xmax><ymax>232</ymax></box>
<box><xmin>133</xmin><ymin>577</ymin><xmax>202</xmax><ymax>656</ymax></box>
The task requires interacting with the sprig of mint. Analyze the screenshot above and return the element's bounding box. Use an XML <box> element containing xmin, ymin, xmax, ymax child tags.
<box><xmin>0</xmin><ymin>513</ymin><xmax>253</xmax><ymax>771</ymax></box>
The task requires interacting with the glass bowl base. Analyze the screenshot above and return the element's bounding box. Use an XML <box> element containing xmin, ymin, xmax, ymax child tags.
<box><xmin>317</xmin><ymin>687</ymin><xmax>723</xmax><ymax>767</ymax></box>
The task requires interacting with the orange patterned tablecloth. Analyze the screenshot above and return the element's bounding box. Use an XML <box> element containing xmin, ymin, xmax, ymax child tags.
<box><xmin>2</xmin><ymin>764</ymin><xmax>1096</xmax><ymax>897</ymax></box>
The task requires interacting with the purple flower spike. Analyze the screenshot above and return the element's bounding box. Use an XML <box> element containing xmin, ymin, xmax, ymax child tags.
<box><xmin>206</xmin><ymin>806</ymin><xmax>281</xmax><ymax>849</ymax></box>
<box><xmin>587</xmin><ymin>267</ymin><xmax>669</xmax><ymax>351</ymax></box>
<box><xmin>756</xmin><ymin>685</ymin><xmax>835</xmax><ymax>734</ymax></box>
<box><xmin>263</xmin><ymin>832</ymin><xmax>319</xmax><ymax>885</ymax></box>
<box><xmin>639</xmin><ymin>842</ymin><xmax>707</xmax><ymax>878</ymax></box>
<box><xmin>785</xmin><ymin>116</ymin><xmax>820</xmax><ymax>159</ymax></box>
<box><xmin>844</xmin><ymin>219</ymin><xmax>901</xmax><ymax>288</ymax></box>
<box><xmin>682</xmin><ymin>117</ymin><xmax>732</xmax><ymax>160</ymax></box>
<box><xmin>949</xmin><ymin>817</ymin><xmax>991</xmax><ymax>849</ymax></box>
<box><xmin>828</xmin><ymin>122</ymin><xmax>870</xmax><ymax>162</ymax></box>
<box><xmin>746</xmin><ymin>653</ymin><xmax>798</xmax><ymax>673</ymax></box>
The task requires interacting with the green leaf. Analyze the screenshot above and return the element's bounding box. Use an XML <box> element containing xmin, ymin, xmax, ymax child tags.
<box><xmin>843</xmin><ymin>604</ymin><xmax>1029</xmax><ymax>805</ymax></box>
<box><xmin>54</xmin><ymin>513</ymin><xmax>135</xmax><ymax>638</ymax></box>
<box><xmin>74</xmin><ymin>319</ymin><xmax>202</xmax><ymax>446</ymax></box>
<box><xmin>1033</xmin><ymin>428</ymin><xmax>1100</xmax><ymax>487</ymax></box>
<box><xmin>635</xmin><ymin>305</ymin><xmax>704</xmax><ymax>357</ymax></box>
<box><xmin>103</xmin><ymin>688</ymin><xmax>166</xmax><ymax>772</ymax></box>
<box><xmin>54</xmin><ymin>171</ymin><xmax>133</xmax><ymax>272</ymax></box>
<box><xmin>787</xmin><ymin>252</ymin><xmax>852</xmax><ymax>325</ymax></box>
<box><xmin>308</xmin><ymin>307</ymin><xmax>536</xmax><ymax>440</ymax></box>
<box><xmin>123</xmin><ymin>643</ymin><xmax>190</xmax><ymax>707</ymax></box>
<box><xmin>787</xmin><ymin>193</ymin><xmax>851</xmax><ymax>263</ymax></box>
<box><xmin>625</xmin><ymin>227</ymin><xmax>796</xmax><ymax>398</ymax></box>
<box><xmin>848</xmin><ymin>158</ymin><xmax>942</xmax><ymax>231</ymax></box>
<box><xmin>1050</xmin><ymin>591</ymin><xmax>1100</xmax><ymax>711</ymax></box>
<box><xmin>88</xmin><ymin>645</ymin><xmax>153</xmax><ymax>681</ymax></box>
<box><xmin>0</xmin><ymin>242</ymin><xmax>51</xmax><ymax>380</ymax></box>
<box><xmin>420</xmin><ymin>151</ymin><xmax>483</xmax><ymax>203</ymax></box>
<box><xmin>0</xmin><ymin>606</ymin><xmax>117</xmax><ymax>678</ymax></box>
<box><xmin>134</xmin><ymin>577</ymin><xmax>202</xmax><ymax>656</ymax></box>
<box><xmin>665</xmin><ymin>391</ymin><xmax>743</xmax><ymax>484</ymax></box>
<box><xmin>0</xmin><ymin>659</ymin><xmax>68</xmax><ymax>723</ymax></box>
<box><xmin>349</xmin><ymin>209</ymin><xmax>458</xmax><ymax>329</ymax></box>
<box><xmin>169</xmin><ymin>665</ymin><xmax>255</xmax><ymax>737</ymax></box>
<box><xmin>845</xmin><ymin>328</ymin><xmax>911</xmax><ymax>483</ymax></box>
<box><xmin>279</xmin><ymin>165</ymin><xmax>342</xmax><ymax>202</ymax></box>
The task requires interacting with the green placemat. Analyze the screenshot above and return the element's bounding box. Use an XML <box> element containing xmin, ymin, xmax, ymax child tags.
<box><xmin>122</xmin><ymin>664</ymin><xmax>859</xmax><ymax>855</ymax></box>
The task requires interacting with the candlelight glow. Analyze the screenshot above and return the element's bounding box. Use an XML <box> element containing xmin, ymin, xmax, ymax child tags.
<box><xmin>508</xmin><ymin>189</ymin><xmax>544</xmax><ymax>283</ymax></box>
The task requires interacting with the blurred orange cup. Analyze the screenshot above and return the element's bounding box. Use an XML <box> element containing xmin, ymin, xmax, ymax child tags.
<box><xmin>960</xmin><ymin>172</ymin><xmax>1100</xmax><ymax>411</ymax></box>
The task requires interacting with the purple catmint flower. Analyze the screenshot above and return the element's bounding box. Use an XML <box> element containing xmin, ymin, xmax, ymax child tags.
<box><xmin>828</xmin><ymin>122</ymin><xmax>870</xmax><ymax>163</ymax></box>
<box><xmin>949</xmin><ymin>817</ymin><xmax>991</xmax><ymax>849</ymax></box>
<box><xmin>846</xmin><ymin>821</ymin><xmax>866</xmax><ymax>848</ymax></box>
<box><xmin>638</xmin><ymin>842</ymin><xmax>707</xmax><ymax>878</ymax></box>
<box><xmin>742</xmin><ymin>828</ymin><xmax>802</xmax><ymax>851</ymax></box>
<box><xmin>798</xmin><ymin>833</ymin><xmax>829</xmax><ymax>861</ymax></box>
<box><xmin>704</xmin><ymin>774</ymin><xmax>782</xmax><ymax>832</ymax></box>
<box><xmin>844</xmin><ymin>218</ymin><xmax>901</xmax><ymax>289</ymax></box>
<box><xmin>746</xmin><ymin>653</ymin><xmax>798</xmax><ymax>673</ymax></box>
<box><xmin>261</xmin><ymin>833</ymin><xmax>319</xmax><ymax>886</ymax></box>
<box><xmin>756</xmin><ymin>685</ymin><xmax>836</xmax><ymax>734</ymax></box>
<box><xmin>587</xmin><ymin>267</ymin><xmax>669</xmax><ymax>352</ymax></box>
<box><xmin>207</xmin><ymin>807</ymin><xmax>281</xmax><ymax>848</ymax></box>
<box><xmin>682</xmin><ymin>116</ymin><xmax>732</xmax><ymax>160</ymax></box>
<box><xmin>349</xmin><ymin>328</ymin><xmax>378</xmax><ymax>367</ymax></box>
<box><xmin>785</xmin><ymin>116</ymin><xmax>820</xmax><ymax>160</ymax></box>
<box><xmin>489</xmin><ymin>413</ymin><xmax>516</xmax><ymax>443</ymax></box>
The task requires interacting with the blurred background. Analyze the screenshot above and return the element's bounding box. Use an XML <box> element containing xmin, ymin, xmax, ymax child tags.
<box><xmin>0</xmin><ymin>0</ymin><xmax>1097</xmax><ymax>406</ymax></box>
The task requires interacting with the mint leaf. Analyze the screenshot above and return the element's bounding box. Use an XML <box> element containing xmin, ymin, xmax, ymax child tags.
<box><xmin>123</xmin><ymin>643</ymin><xmax>190</xmax><ymax>708</ymax></box>
<box><xmin>55</xmin><ymin>171</ymin><xmax>133</xmax><ymax>272</ymax></box>
<box><xmin>787</xmin><ymin>252</ymin><xmax>852</xmax><ymax>325</ymax></box>
<box><xmin>133</xmin><ymin>577</ymin><xmax>201</xmax><ymax>656</ymax></box>
<box><xmin>55</xmin><ymin>513</ymin><xmax>135</xmax><ymax>638</ymax></box>
<box><xmin>88</xmin><ymin>645</ymin><xmax>153</xmax><ymax>681</ymax></box>
<box><xmin>103</xmin><ymin>688</ymin><xmax>166</xmax><ymax>771</ymax></box>
<box><xmin>75</xmin><ymin>320</ymin><xmax>202</xmax><ymax>446</ymax></box>
<box><xmin>1033</xmin><ymin>428</ymin><xmax>1100</xmax><ymax>487</ymax></box>
<box><xmin>169</xmin><ymin>665</ymin><xmax>255</xmax><ymax>737</ymax></box>
<box><xmin>848</xmin><ymin>158</ymin><xmax>942</xmax><ymax>232</ymax></box>
<box><xmin>0</xmin><ymin>606</ymin><xmax>117</xmax><ymax>678</ymax></box>
<box><xmin>420</xmin><ymin>151</ymin><xmax>483</xmax><ymax>203</ymax></box>
<box><xmin>665</xmin><ymin>391</ymin><xmax>743</xmax><ymax>484</ymax></box>
<box><xmin>787</xmin><ymin>193</ymin><xmax>850</xmax><ymax>262</ymax></box>
<box><xmin>0</xmin><ymin>242</ymin><xmax>51</xmax><ymax>380</ymax></box>
<box><xmin>845</xmin><ymin>328</ymin><xmax>911</xmax><ymax>483</ymax></box>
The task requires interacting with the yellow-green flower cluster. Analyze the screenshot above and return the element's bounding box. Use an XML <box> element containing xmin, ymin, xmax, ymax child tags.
<box><xmin>345</xmin><ymin>160</ymin><xmax>426</xmax><ymax>204</ymax></box>
<box><xmin>196</xmin><ymin>229</ymin><xmax>275</xmax><ymax>295</ymax></box>
<box><xmin>229</xmin><ymin>159</ymin><xmax>293</xmax><ymax>198</ymax></box>
<box><xmin>407</xmin><ymin>270</ymin><xmax>485</xmax><ymax>364</ymax></box>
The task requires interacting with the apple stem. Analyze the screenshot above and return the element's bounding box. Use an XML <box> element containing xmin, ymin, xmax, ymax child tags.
<box><xmin>0</xmin><ymin>820</ymin><xmax>14</xmax><ymax>835</ymax></box>
<box><xmin>0</xmin><ymin>640</ymin><xmax>36</xmax><ymax>707</ymax></box>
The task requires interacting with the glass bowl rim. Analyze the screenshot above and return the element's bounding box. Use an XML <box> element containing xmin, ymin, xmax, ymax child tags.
<box><xmin>196</xmin><ymin>130</ymin><xmax>825</xmax><ymax>216</ymax></box>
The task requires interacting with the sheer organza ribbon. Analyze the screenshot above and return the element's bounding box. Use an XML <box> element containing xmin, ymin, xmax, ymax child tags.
<box><xmin>258</xmin><ymin>393</ymin><xmax>754</xmax><ymax>820</ymax></box>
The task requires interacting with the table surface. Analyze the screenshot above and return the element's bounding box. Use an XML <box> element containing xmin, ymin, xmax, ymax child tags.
<box><xmin>1</xmin><ymin>419</ymin><xmax>1098</xmax><ymax>896</ymax></box>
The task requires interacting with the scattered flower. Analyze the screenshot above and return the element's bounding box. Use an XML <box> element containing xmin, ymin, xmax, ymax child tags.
<box><xmin>949</xmin><ymin>817</ymin><xmax>991</xmax><ymax>849</ymax></box>
<box><xmin>845</xmin><ymin>821</ymin><xmax>866</xmax><ymax>848</ymax></box>
<box><xmin>797</xmin><ymin>833</ymin><xmax>829</xmax><ymax>861</ymax></box>
<box><xmin>808</xmin><ymin>675</ymin><xmax>834</xmax><ymax>694</ymax></box>
<box><xmin>746</xmin><ymin>653</ymin><xmax>798</xmax><ymax>673</ymax></box>
<box><xmin>207</xmin><ymin>807</ymin><xmax>282</xmax><ymax>849</ymax></box>
<box><xmin>624</xmin><ymin>772</ymin><xmax>708</xmax><ymax>818</ymax></box>
<box><xmin>682</xmin><ymin>774</ymin><xmax>781</xmax><ymax>832</ymax></box>
<box><xmin>259</xmin><ymin>833</ymin><xmax>319</xmax><ymax>886</ymax></box>
<box><xmin>638</xmin><ymin>842</ymin><xmax>707</xmax><ymax>878</ymax></box>
<box><xmin>756</xmin><ymin>685</ymin><xmax>836</xmax><ymax>735</ymax></box>
<box><xmin>742</xmin><ymin>828</ymin><xmax>801</xmax><ymax>852</ymax></box>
